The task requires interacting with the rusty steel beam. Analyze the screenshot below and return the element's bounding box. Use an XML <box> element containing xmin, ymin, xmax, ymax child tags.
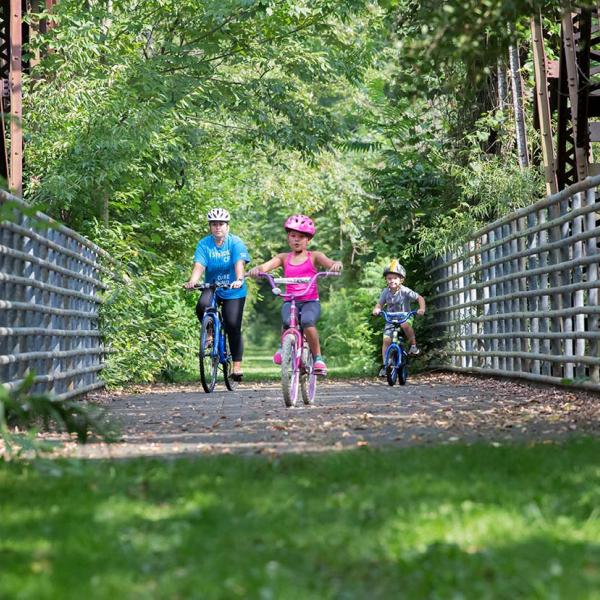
<box><xmin>562</xmin><ymin>12</ymin><xmax>589</xmax><ymax>182</ymax></box>
<box><xmin>0</xmin><ymin>0</ymin><xmax>9</xmax><ymax>187</ymax></box>
<box><xmin>9</xmin><ymin>0</ymin><xmax>22</xmax><ymax>196</ymax></box>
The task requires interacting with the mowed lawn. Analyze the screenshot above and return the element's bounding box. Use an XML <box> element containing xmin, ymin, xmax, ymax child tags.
<box><xmin>1</xmin><ymin>439</ymin><xmax>599</xmax><ymax>599</ymax></box>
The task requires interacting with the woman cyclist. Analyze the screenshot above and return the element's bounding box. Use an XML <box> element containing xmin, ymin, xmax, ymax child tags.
<box><xmin>184</xmin><ymin>207</ymin><xmax>250</xmax><ymax>381</ymax></box>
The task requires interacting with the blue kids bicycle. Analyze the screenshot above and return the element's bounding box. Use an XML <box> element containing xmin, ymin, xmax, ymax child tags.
<box><xmin>381</xmin><ymin>310</ymin><xmax>417</xmax><ymax>386</ymax></box>
<box><xmin>187</xmin><ymin>282</ymin><xmax>239</xmax><ymax>393</ymax></box>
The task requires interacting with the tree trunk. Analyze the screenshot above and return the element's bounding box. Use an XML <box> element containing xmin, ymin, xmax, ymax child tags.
<box><xmin>508</xmin><ymin>42</ymin><xmax>529</xmax><ymax>168</ymax></box>
<box><xmin>102</xmin><ymin>192</ymin><xmax>109</xmax><ymax>227</ymax></box>
<box><xmin>497</xmin><ymin>57</ymin><xmax>508</xmax><ymax>111</ymax></box>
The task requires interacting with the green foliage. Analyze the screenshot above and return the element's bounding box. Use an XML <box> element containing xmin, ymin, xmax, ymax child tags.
<box><xmin>320</xmin><ymin>260</ymin><xmax>390</xmax><ymax>371</ymax></box>
<box><xmin>20</xmin><ymin>0</ymin><xmax>557</xmax><ymax>382</ymax></box>
<box><xmin>0</xmin><ymin>375</ymin><xmax>114</xmax><ymax>458</ymax></box>
<box><xmin>94</xmin><ymin>223</ymin><xmax>198</xmax><ymax>385</ymax></box>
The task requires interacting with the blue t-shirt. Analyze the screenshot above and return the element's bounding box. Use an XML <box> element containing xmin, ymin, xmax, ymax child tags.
<box><xmin>193</xmin><ymin>234</ymin><xmax>250</xmax><ymax>299</ymax></box>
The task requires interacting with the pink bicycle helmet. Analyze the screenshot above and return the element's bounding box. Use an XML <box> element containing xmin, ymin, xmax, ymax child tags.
<box><xmin>284</xmin><ymin>214</ymin><xmax>316</xmax><ymax>237</ymax></box>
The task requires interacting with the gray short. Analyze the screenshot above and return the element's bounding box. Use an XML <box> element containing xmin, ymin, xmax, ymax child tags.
<box><xmin>383</xmin><ymin>315</ymin><xmax>414</xmax><ymax>338</ymax></box>
<box><xmin>281</xmin><ymin>300</ymin><xmax>321</xmax><ymax>329</ymax></box>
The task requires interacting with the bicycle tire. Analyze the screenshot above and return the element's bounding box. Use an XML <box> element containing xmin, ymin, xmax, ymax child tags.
<box><xmin>300</xmin><ymin>343</ymin><xmax>317</xmax><ymax>405</ymax></box>
<box><xmin>199</xmin><ymin>316</ymin><xmax>218</xmax><ymax>393</ymax></box>
<box><xmin>386</xmin><ymin>346</ymin><xmax>399</xmax><ymax>387</ymax></box>
<box><xmin>281</xmin><ymin>333</ymin><xmax>299</xmax><ymax>407</ymax></box>
<box><xmin>398</xmin><ymin>350</ymin><xmax>408</xmax><ymax>385</ymax></box>
<box><xmin>223</xmin><ymin>334</ymin><xmax>239</xmax><ymax>392</ymax></box>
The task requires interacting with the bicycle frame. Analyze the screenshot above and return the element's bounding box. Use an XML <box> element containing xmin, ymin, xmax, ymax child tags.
<box><xmin>258</xmin><ymin>271</ymin><xmax>339</xmax><ymax>407</ymax></box>
<box><xmin>186</xmin><ymin>282</ymin><xmax>238</xmax><ymax>393</ymax></box>
<box><xmin>192</xmin><ymin>283</ymin><xmax>231</xmax><ymax>362</ymax></box>
<box><xmin>202</xmin><ymin>289</ymin><xmax>227</xmax><ymax>364</ymax></box>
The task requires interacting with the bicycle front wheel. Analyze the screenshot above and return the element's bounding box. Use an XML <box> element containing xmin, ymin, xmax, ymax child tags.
<box><xmin>223</xmin><ymin>334</ymin><xmax>239</xmax><ymax>392</ymax></box>
<box><xmin>300</xmin><ymin>344</ymin><xmax>317</xmax><ymax>405</ymax></box>
<box><xmin>398</xmin><ymin>351</ymin><xmax>408</xmax><ymax>386</ymax></box>
<box><xmin>386</xmin><ymin>346</ymin><xmax>399</xmax><ymax>387</ymax></box>
<box><xmin>281</xmin><ymin>334</ymin><xmax>299</xmax><ymax>407</ymax></box>
<box><xmin>199</xmin><ymin>316</ymin><xmax>218</xmax><ymax>393</ymax></box>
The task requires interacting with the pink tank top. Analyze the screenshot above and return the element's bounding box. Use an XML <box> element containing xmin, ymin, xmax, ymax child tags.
<box><xmin>284</xmin><ymin>252</ymin><xmax>319</xmax><ymax>301</ymax></box>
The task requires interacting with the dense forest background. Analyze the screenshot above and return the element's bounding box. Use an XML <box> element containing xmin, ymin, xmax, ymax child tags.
<box><xmin>22</xmin><ymin>0</ymin><xmax>558</xmax><ymax>383</ymax></box>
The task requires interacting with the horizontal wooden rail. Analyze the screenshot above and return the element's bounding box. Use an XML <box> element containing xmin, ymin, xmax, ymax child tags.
<box><xmin>0</xmin><ymin>300</ymin><xmax>98</xmax><ymax>318</ymax></box>
<box><xmin>0</xmin><ymin>244</ymin><xmax>108</xmax><ymax>289</ymax></box>
<box><xmin>2</xmin><ymin>221</ymin><xmax>123</xmax><ymax>281</ymax></box>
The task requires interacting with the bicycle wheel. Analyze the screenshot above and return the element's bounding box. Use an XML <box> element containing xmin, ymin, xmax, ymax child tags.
<box><xmin>398</xmin><ymin>350</ymin><xmax>408</xmax><ymax>385</ymax></box>
<box><xmin>386</xmin><ymin>346</ymin><xmax>399</xmax><ymax>387</ymax></box>
<box><xmin>281</xmin><ymin>333</ymin><xmax>299</xmax><ymax>407</ymax></box>
<box><xmin>199</xmin><ymin>316</ymin><xmax>218</xmax><ymax>393</ymax></box>
<box><xmin>223</xmin><ymin>333</ymin><xmax>239</xmax><ymax>392</ymax></box>
<box><xmin>300</xmin><ymin>343</ymin><xmax>317</xmax><ymax>405</ymax></box>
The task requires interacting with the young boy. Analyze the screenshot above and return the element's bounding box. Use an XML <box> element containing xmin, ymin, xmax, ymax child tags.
<box><xmin>372</xmin><ymin>260</ymin><xmax>426</xmax><ymax>377</ymax></box>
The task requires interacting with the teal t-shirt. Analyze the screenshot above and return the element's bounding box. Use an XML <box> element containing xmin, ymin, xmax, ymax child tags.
<box><xmin>193</xmin><ymin>234</ymin><xmax>250</xmax><ymax>299</ymax></box>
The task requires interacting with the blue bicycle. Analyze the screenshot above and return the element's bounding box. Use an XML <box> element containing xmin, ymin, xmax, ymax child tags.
<box><xmin>187</xmin><ymin>282</ymin><xmax>239</xmax><ymax>393</ymax></box>
<box><xmin>381</xmin><ymin>310</ymin><xmax>417</xmax><ymax>386</ymax></box>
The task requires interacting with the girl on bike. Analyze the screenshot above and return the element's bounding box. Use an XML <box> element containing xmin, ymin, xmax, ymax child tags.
<box><xmin>248</xmin><ymin>214</ymin><xmax>342</xmax><ymax>375</ymax></box>
<box><xmin>184</xmin><ymin>207</ymin><xmax>250</xmax><ymax>381</ymax></box>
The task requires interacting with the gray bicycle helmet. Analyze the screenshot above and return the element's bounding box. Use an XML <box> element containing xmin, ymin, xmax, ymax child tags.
<box><xmin>383</xmin><ymin>259</ymin><xmax>406</xmax><ymax>278</ymax></box>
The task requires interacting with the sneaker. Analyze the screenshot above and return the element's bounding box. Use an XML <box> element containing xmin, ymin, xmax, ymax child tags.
<box><xmin>273</xmin><ymin>347</ymin><xmax>282</xmax><ymax>365</ymax></box>
<box><xmin>313</xmin><ymin>355</ymin><xmax>327</xmax><ymax>375</ymax></box>
<box><xmin>378</xmin><ymin>366</ymin><xmax>386</xmax><ymax>378</ymax></box>
<box><xmin>408</xmin><ymin>345</ymin><xmax>420</xmax><ymax>356</ymax></box>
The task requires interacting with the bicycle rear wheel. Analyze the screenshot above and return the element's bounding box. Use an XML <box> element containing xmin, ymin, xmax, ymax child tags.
<box><xmin>300</xmin><ymin>344</ymin><xmax>317</xmax><ymax>405</ymax></box>
<box><xmin>386</xmin><ymin>346</ymin><xmax>399</xmax><ymax>387</ymax></box>
<box><xmin>223</xmin><ymin>334</ymin><xmax>239</xmax><ymax>392</ymax></box>
<box><xmin>281</xmin><ymin>334</ymin><xmax>299</xmax><ymax>407</ymax></box>
<box><xmin>199</xmin><ymin>316</ymin><xmax>218</xmax><ymax>393</ymax></box>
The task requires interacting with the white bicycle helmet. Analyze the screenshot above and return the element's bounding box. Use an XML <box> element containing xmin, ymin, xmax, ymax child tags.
<box><xmin>207</xmin><ymin>207</ymin><xmax>231</xmax><ymax>222</ymax></box>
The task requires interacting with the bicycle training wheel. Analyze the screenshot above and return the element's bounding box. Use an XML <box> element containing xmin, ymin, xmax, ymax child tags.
<box><xmin>300</xmin><ymin>344</ymin><xmax>317</xmax><ymax>405</ymax></box>
<box><xmin>398</xmin><ymin>351</ymin><xmax>408</xmax><ymax>386</ymax></box>
<box><xmin>223</xmin><ymin>335</ymin><xmax>239</xmax><ymax>392</ymax></box>
<box><xmin>281</xmin><ymin>334</ymin><xmax>299</xmax><ymax>407</ymax></box>
<box><xmin>386</xmin><ymin>346</ymin><xmax>399</xmax><ymax>387</ymax></box>
<box><xmin>199</xmin><ymin>316</ymin><xmax>218</xmax><ymax>393</ymax></box>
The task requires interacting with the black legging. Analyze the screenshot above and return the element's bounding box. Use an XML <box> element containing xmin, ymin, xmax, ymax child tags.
<box><xmin>196</xmin><ymin>291</ymin><xmax>246</xmax><ymax>361</ymax></box>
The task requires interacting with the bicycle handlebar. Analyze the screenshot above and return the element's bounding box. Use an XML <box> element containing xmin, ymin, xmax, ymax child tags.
<box><xmin>257</xmin><ymin>271</ymin><xmax>340</xmax><ymax>298</ymax></box>
<box><xmin>183</xmin><ymin>281</ymin><xmax>237</xmax><ymax>291</ymax></box>
<box><xmin>380</xmin><ymin>310</ymin><xmax>418</xmax><ymax>324</ymax></box>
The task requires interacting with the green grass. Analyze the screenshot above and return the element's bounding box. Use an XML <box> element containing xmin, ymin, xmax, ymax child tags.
<box><xmin>1</xmin><ymin>439</ymin><xmax>599</xmax><ymax>598</ymax></box>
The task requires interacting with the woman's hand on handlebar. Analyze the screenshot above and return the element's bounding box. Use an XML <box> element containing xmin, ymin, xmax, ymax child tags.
<box><xmin>417</xmin><ymin>309</ymin><xmax>425</xmax><ymax>316</ymax></box>
<box><xmin>372</xmin><ymin>307</ymin><xmax>381</xmax><ymax>316</ymax></box>
<box><xmin>230</xmin><ymin>278</ymin><xmax>244</xmax><ymax>289</ymax></box>
<box><xmin>183</xmin><ymin>280</ymin><xmax>198</xmax><ymax>289</ymax></box>
<box><xmin>329</xmin><ymin>260</ymin><xmax>343</xmax><ymax>273</ymax></box>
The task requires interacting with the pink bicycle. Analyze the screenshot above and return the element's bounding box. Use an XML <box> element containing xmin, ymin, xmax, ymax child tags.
<box><xmin>257</xmin><ymin>271</ymin><xmax>340</xmax><ymax>407</ymax></box>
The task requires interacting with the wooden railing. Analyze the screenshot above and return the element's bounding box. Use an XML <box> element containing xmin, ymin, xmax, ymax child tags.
<box><xmin>429</xmin><ymin>175</ymin><xmax>600</xmax><ymax>391</ymax></box>
<box><xmin>0</xmin><ymin>191</ymin><xmax>118</xmax><ymax>399</ymax></box>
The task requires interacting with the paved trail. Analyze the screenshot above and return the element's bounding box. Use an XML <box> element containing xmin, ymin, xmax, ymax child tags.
<box><xmin>69</xmin><ymin>372</ymin><xmax>600</xmax><ymax>459</ymax></box>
